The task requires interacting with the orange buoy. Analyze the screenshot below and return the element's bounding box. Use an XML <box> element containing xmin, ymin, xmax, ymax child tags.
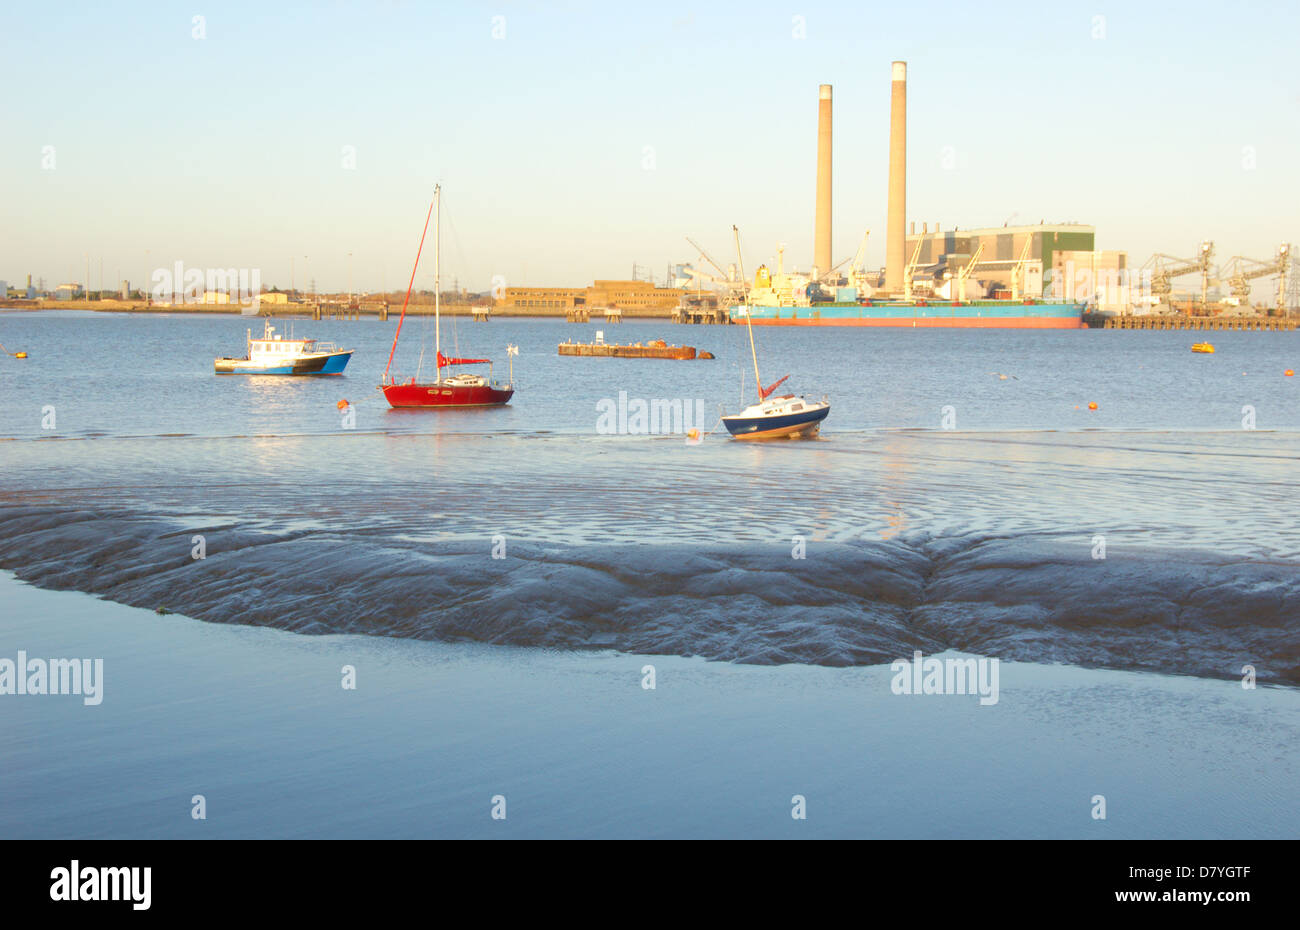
<box><xmin>1088</xmin><ymin>402</ymin><xmax>1098</xmax><ymax>410</ymax></box>
<box><xmin>686</xmin><ymin>429</ymin><xmax>699</xmax><ymax>440</ymax></box>
<box><xmin>336</xmin><ymin>399</ymin><xmax>350</xmax><ymax>410</ymax></box>
<box><xmin>1286</xmin><ymin>369</ymin><xmax>1295</xmax><ymax>377</ymax></box>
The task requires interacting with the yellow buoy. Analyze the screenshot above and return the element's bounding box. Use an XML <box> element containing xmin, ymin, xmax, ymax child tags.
<box><xmin>14</xmin><ymin>352</ymin><xmax>26</xmax><ymax>359</ymax></box>
<box><xmin>1191</xmin><ymin>342</ymin><xmax>1215</xmax><ymax>354</ymax></box>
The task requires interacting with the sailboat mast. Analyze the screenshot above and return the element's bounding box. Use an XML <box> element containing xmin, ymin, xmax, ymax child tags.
<box><xmin>383</xmin><ymin>192</ymin><xmax>437</xmax><ymax>381</ymax></box>
<box><xmin>733</xmin><ymin>225</ymin><xmax>762</xmax><ymax>399</ymax></box>
<box><xmin>434</xmin><ymin>184</ymin><xmax>441</xmax><ymax>374</ymax></box>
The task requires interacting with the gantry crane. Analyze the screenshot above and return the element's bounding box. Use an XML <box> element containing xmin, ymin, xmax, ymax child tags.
<box><xmin>1220</xmin><ymin>243</ymin><xmax>1291</xmax><ymax>310</ymax></box>
<box><xmin>1287</xmin><ymin>247</ymin><xmax>1299</xmax><ymax>312</ymax></box>
<box><xmin>1143</xmin><ymin>241</ymin><xmax>1214</xmax><ymax>309</ymax></box>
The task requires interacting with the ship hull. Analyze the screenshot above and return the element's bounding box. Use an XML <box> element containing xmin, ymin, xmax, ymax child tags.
<box><xmin>382</xmin><ymin>381</ymin><xmax>514</xmax><ymax>408</ymax></box>
<box><xmin>731</xmin><ymin>301</ymin><xmax>1087</xmax><ymax>328</ymax></box>
<box><xmin>214</xmin><ymin>350</ymin><xmax>353</xmax><ymax>374</ymax></box>
<box><xmin>722</xmin><ymin>403</ymin><xmax>829</xmax><ymax>440</ymax></box>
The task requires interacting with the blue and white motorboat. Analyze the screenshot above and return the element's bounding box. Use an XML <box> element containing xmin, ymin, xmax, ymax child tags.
<box><xmin>215</xmin><ymin>320</ymin><xmax>353</xmax><ymax>375</ymax></box>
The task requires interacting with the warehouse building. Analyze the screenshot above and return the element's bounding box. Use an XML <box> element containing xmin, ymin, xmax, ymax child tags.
<box><xmin>906</xmin><ymin>222</ymin><xmax>1095</xmax><ymax>297</ymax></box>
<box><xmin>497</xmin><ymin>287</ymin><xmax>587</xmax><ymax>311</ymax></box>
<box><xmin>497</xmin><ymin>280</ymin><xmax>684</xmax><ymax>312</ymax></box>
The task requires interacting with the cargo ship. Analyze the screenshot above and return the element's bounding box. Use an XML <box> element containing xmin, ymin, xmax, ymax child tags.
<box><xmin>731</xmin><ymin>298</ymin><xmax>1086</xmax><ymax>328</ymax></box>
<box><xmin>726</xmin><ymin>262</ymin><xmax>1085</xmax><ymax>329</ymax></box>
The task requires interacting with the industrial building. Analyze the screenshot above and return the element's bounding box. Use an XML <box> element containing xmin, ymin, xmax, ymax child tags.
<box><xmin>901</xmin><ymin>223</ymin><xmax>1099</xmax><ymax>300</ymax></box>
<box><xmin>498</xmin><ymin>287</ymin><xmax>587</xmax><ymax>311</ymax></box>
<box><xmin>1051</xmin><ymin>249</ymin><xmax>1129</xmax><ymax>312</ymax></box>
<box><xmin>497</xmin><ymin>280</ymin><xmax>684</xmax><ymax>313</ymax></box>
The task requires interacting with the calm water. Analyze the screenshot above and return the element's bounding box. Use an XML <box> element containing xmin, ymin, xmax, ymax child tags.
<box><xmin>1</xmin><ymin>311</ymin><xmax>1297</xmax><ymax>682</ymax></box>
<box><xmin>3</xmin><ymin>310</ymin><xmax>1298</xmax><ymax>838</ymax></box>
<box><xmin>4</xmin><ymin>573</ymin><xmax>1296</xmax><ymax>839</ymax></box>
<box><xmin>1</xmin><ymin>310</ymin><xmax>1298</xmax><ymax>437</ymax></box>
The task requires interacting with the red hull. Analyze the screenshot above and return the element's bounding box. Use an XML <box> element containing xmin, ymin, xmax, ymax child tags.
<box><xmin>382</xmin><ymin>381</ymin><xmax>514</xmax><ymax>408</ymax></box>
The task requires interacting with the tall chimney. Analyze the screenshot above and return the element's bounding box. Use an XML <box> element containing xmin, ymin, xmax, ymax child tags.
<box><xmin>814</xmin><ymin>84</ymin><xmax>832</xmax><ymax>280</ymax></box>
<box><xmin>885</xmin><ymin>61</ymin><xmax>907</xmax><ymax>293</ymax></box>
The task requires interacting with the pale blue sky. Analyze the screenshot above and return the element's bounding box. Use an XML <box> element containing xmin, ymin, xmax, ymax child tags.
<box><xmin>1</xmin><ymin>0</ymin><xmax>1297</xmax><ymax>293</ymax></box>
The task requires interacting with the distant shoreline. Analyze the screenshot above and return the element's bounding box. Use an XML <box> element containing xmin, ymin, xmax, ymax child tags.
<box><xmin>0</xmin><ymin>299</ymin><xmax>674</xmax><ymax>319</ymax></box>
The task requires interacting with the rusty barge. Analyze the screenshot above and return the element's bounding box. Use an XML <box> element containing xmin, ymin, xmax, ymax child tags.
<box><xmin>558</xmin><ymin>339</ymin><xmax>709</xmax><ymax>360</ymax></box>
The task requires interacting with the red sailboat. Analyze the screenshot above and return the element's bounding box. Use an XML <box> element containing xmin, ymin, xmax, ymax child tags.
<box><xmin>380</xmin><ymin>185</ymin><xmax>515</xmax><ymax>408</ymax></box>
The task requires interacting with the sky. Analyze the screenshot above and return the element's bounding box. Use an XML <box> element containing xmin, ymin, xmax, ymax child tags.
<box><xmin>1</xmin><ymin>0</ymin><xmax>1297</xmax><ymax>294</ymax></box>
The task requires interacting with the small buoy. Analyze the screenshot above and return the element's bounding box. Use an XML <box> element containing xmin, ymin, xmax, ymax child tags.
<box><xmin>998</xmin><ymin>374</ymin><xmax>1007</xmax><ymax>380</ymax></box>
<box><xmin>686</xmin><ymin>429</ymin><xmax>699</xmax><ymax>440</ymax></box>
<box><xmin>336</xmin><ymin>399</ymin><xmax>350</xmax><ymax>410</ymax></box>
<box><xmin>1088</xmin><ymin>402</ymin><xmax>1098</xmax><ymax>410</ymax></box>
<box><xmin>1287</xmin><ymin>369</ymin><xmax>1294</xmax><ymax>377</ymax></box>
<box><xmin>14</xmin><ymin>352</ymin><xmax>26</xmax><ymax>359</ymax></box>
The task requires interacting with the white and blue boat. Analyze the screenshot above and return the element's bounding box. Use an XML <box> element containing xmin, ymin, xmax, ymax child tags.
<box><xmin>214</xmin><ymin>320</ymin><xmax>353</xmax><ymax>375</ymax></box>
<box><xmin>721</xmin><ymin>226</ymin><xmax>831</xmax><ymax>440</ymax></box>
<box><xmin>722</xmin><ymin>384</ymin><xmax>831</xmax><ymax>439</ymax></box>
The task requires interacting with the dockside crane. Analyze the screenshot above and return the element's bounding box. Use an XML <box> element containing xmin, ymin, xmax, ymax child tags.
<box><xmin>953</xmin><ymin>242</ymin><xmax>985</xmax><ymax>302</ymax></box>
<box><xmin>903</xmin><ymin>230</ymin><xmax>930</xmax><ymax>300</ymax></box>
<box><xmin>1220</xmin><ymin>243</ymin><xmax>1291</xmax><ymax>310</ymax></box>
<box><xmin>1010</xmin><ymin>235</ymin><xmax>1035</xmax><ymax>301</ymax></box>
<box><xmin>822</xmin><ymin>229</ymin><xmax>873</xmax><ymax>289</ymax></box>
<box><xmin>1143</xmin><ymin>241</ymin><xmax>1214</xmax><ymax>309</ymax></box>
<box><xmin>848</xmin><ymin>228</ymin><xmax>871</xmax><ymax>290</ymax></box>
<box><xmin>685</xmin><ymin>235</ymin><xmax>746</xmax><ymax>301</ymax></box>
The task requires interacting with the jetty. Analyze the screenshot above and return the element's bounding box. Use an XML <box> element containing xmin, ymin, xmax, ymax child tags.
<box><xmin>1100</xmin><ymin>315</ymin><xmax>1296</xmax><ymax>331</ymax></box>
<box><xmin>558</xmin><ymin>339</ymin><xmax>702</xmax><ymax>360</ymax></box>
<box><xmin>673</xmin><ymin>307</ymin><xmax>731</xmax><ymax>324</ymax></box>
